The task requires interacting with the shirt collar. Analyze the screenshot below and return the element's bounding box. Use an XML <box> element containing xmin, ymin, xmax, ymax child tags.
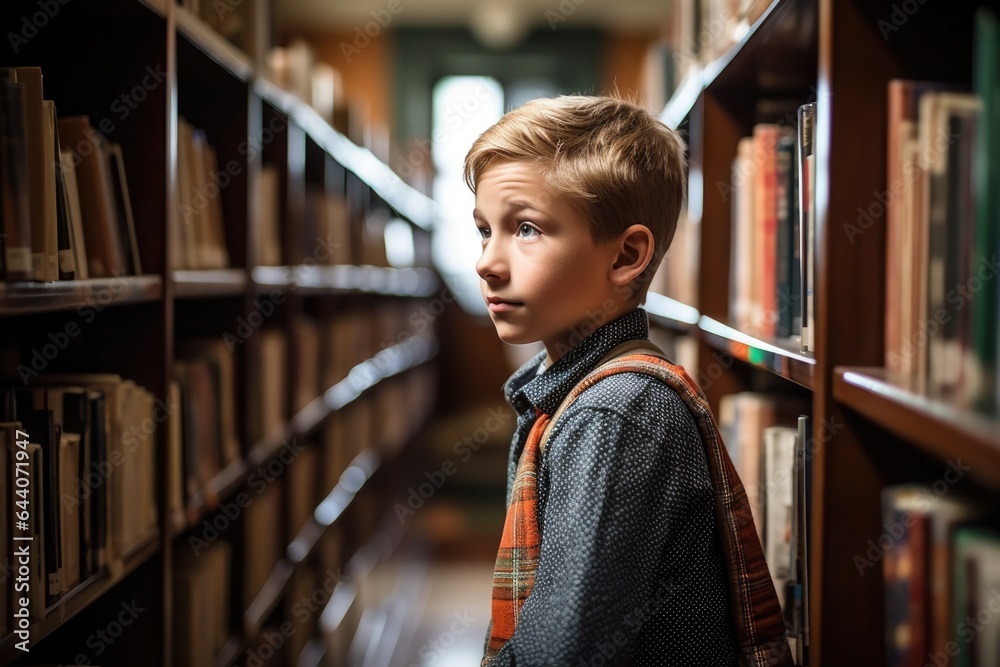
<box><xmin>501</xmin><ymin>307</ymin><xmax>650</xmax><ymax>417</ymax></box>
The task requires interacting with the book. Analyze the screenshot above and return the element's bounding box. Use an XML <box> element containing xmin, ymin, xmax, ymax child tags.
<box><xmin>776</xmin><ymin>131</ymin><xmax>799</xmax><ymax>338</ymax></box>
<box><xmin>963</xmin><ymin>532</ymin><xmax>1000</xmax><ymax>667</ymax></box>
<box><xmin>972</xmin><ymin>9</ymin><xmax>999</xmax><ymax>415</ymax></box>
<box><xmin>15</xmin><ymin>397</ymin><xmax>63</xmax><ymax>603</ymax></box>
<box><xmin>797</xmin><ymin>102</ymin><xmax>816</xmax><ymax>353</ymax></box>
<box><xmin>243</xmin><ymin>475</ymin><xmax>282</xmax><ymax>603</ymax></box>
<box><xmin>924</xmin><ymin>94</ymin><xmax>980</xmax><ymax>401</ymax></box>
<box><xmin>257</xmin><ymin>163</ymin><xmax>282</xmax><ymax>266</ymax></box>
<box><xmin>0</xmin><ymin>67</ymin><xmax>56</xmax><ymax>280</ymax></box>
<box><xmin>763</xmin><ymin>424</ymin><xmax>797</xmax><ymax>613</ymax></box>
<box><xmin>885</xmin><ymin>80</ymin><xmax>960</xmax><ymax>379</ymax></box>
<box><xmin>882</xmin><ymin>486</ymin><xmax>931</xmax><ymax>666</ymax></box>
<box><xmin>49</xmin><ymin>102</ymin><xmax>77</xmax><ymax>281</ymax></box>
<box><xmin>40</xmin><ymin>99</ymin><xmax>60</xmax><ymax>281</ymax></box>
<box><xmin>716</xmin><ymin>392</ymin><xmax>809</xmax><ymax>544</ymax></box>
<box><xmin>730</xmin><ymin>137</ymin><xmax>755</xmax><ymax>334</ymax></box>
<box><xmin>59</xmin><ymin>386</ymin><xmax>95</xmax><ymax>578</ymax></box>
<box><xmin>34</xmin><ymin>374</ymin><xmax>158</xmax><ymax>567</ymax></box>
<box><xmin>57</xmin><ymin>117</ymin><xmax>127</xmax><ymax>278</ymax></box>
<box><xmin>953</xmin><ymin>526</ymin><xmax>1000</xmax><ymax>667</ymax></box>
<box><xmin>753</xmin><ymin>123</ymin><xmax>780</xmax><ymax>339</ymax></box>
<box><xmin>60</xmin><ymin>148</ymin><xmax>88</xmax><ymax>280</ymax></box>
<box><xmin>175</xmin><ymin>118</ymin><xmax>230</xmax><ymax>270</ymax></box>
<box><xmin>788</xmin><ymin>414</ymin><xmax>811</xmax><ymax>665</ymax></box>
<box><xmin>0</xmin><ymin>78</ymin><xmax>33</xmax><ymax>280</ymax></box>
<box><xmin>104</xmin><ymin>142</ymin><xmax>142</xmax><ymax>276</ymax></box>
<box><xmin>173</xmin><ymin>540</ymin><xmax>232</xmax><ymax>667</ymax></box>
<box><xmin>176</xmin><ymin>338</ymin><xmax>240</xmax><ymax>468</ymax></box>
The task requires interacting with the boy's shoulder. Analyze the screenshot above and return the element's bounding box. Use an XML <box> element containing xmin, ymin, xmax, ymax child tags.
<box><xmin>556</xmin><ymin>367</ymin><xmax>701</xmax><ymax>437</ymax></box>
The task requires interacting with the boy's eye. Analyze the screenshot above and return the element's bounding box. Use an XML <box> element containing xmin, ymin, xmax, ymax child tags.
<box><xmin>477</xmin><ymin>226</ymin><xmax>491</xmax><ymax>240</ymax></box>
<box><xmin>517</xmin><ymin>223</ymin><xmax>539</xmax><ymax>238</ymax></box>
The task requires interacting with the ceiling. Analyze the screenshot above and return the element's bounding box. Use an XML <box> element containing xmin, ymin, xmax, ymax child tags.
<box><xmin>276</xmin><ymin>0</ymin><xmax>675</xmax><ymax>33</ymax></box>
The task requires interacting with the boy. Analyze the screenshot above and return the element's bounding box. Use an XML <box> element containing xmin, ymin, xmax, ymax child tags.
<box><xmin>466</xmin><ymin>96</ymin><xmax>791</xmax><ymax>666</ymax></box>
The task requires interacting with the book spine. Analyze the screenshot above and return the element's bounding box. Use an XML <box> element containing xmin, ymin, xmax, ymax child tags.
<box><xmin>971</xmin><ymin>9</ymin><xmax>999</xmax><ymax>413</ymax></box>
<box><xmin>0</xmin><ymin>80</ymin><xmax>33</xmax><ymax>280</ymax></box>
<box><xmin>775</xmin><ymin>133</ymin><xmax>795</xmax><ymax>339</ymax></box>
<box><xmin>797</xmin><ymin>103</ymin><xmax>816</xmax><ymax>353</ymax></box>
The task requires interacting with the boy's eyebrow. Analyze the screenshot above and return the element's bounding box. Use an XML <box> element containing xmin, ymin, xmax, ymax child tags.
<box><xmin>472</xmin><ymin>199</ymin><xmax>547</xmax><ymax>223</ymax></box>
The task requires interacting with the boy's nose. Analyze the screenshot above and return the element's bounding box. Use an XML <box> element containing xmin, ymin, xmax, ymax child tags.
<box><xmin>476</xmin><ymin>241</ymin><xmax>507</xmax><ymax>282</ymax></box>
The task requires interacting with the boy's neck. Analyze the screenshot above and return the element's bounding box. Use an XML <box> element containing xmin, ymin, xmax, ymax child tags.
<box><xmin>541</xmin><ymin>302</ymin><xmax>642</xmax><ymax>367</ymax></box>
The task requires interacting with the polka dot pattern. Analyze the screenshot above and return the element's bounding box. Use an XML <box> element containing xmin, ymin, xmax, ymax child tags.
<box><xmin>484</xmin><ymin>307</ymin><xmax>740</xmax><ymax>666</ymax></box>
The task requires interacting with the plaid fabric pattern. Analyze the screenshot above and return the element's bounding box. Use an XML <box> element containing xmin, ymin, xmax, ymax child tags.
<box><xmin>484</xmin><ymin>352</ymin><xmax>792</xmax><ymax>667</ymax></box>
<box><xmin>482</xmin><ymin>406</ymin><xmax>549</xmax><ymax>663</ymax></box>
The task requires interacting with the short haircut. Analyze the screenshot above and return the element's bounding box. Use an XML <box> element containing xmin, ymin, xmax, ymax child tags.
<box><xmin>464</xmin><ymin>94</ymin><xmax>687</xmax><ymax>303</ymax></box>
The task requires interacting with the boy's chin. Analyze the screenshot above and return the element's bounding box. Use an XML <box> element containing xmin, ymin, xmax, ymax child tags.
<box><xmin>491</xmin><ymin>323</ymin><xmax>538</xmax><ymax>346</ymax></box>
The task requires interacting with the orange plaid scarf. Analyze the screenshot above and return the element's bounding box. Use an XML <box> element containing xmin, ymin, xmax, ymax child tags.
<box><xmin>483</xmin><ymin>344</ymin><xmax>793</xmax><ymax>666</ymax></box>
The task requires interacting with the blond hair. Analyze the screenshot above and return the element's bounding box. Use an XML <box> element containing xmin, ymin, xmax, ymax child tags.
<box><xmin>464</xmin><ymin>94</ymin><xmax>687</xmax><ymax>303</ymax></box>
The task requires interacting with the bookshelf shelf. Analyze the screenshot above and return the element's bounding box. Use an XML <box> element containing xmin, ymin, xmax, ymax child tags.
<box><xmin>0</xmin><ymin>276</ymin><xmax>164</xmax><ymax>315</ymax></box>
<box><xmin>250</xmin><ymin>265</ymin><xmax>439</xmax><ymax>297</ymax></box>
<box><xmin>290</xmin><ymin>448</ymin><xmax>382</xmax><ymax>564</ymax></box>
<box><xmin>172</xmin><ymin>269</ymin><xmax>248</xmax><ymax>299</ymax></box>
<box><xmin>181</xmin><ymin>457</ymin><xmax>250</xmax><ymax>533</ymax></box>
<box><xmin>243</xmin><ymin>559</ymin><xmax>296</xmax><ymax>637</ymax></box>
<box><xmin>644</xmin><ymin>292</ymin><xmax>700</xmax><ymax>334</ymax></box>
<box><xmin>212</xmin><ymin>634</ymin><xmax>243</xmax><ymax>667</ymax></box>
<box><xmin>252</xmin><ymin>77</ymin><xmax>437</xmax><ymax>230</ymax></box>
<box><xmin>0</xmin><ymin>533</ymin><xmax>160</xmax><ymax>663</ymax></box>
<box><xmin>833</xmin><ymin>367</ymin><xmax>1000</xmax><ymax>489</ymax></box>
<box><xmin>174</xmin><ymin>4</ymin><xmax>255</xmax><ymax>82</ymax></box>
<box><xmin>172</xmin><ymin>333</ymin><xmax>438</xmax><ymax>542</ymax></box>
<box><xmin>0</xmin><ymin>0</ymin><xmax>441</xmax><ymax>663</ymax></box>
<box><xmin>698</xmin><ymin>315</ymin><xmax>815</xmax><ymax>389</ymax></box>
<box><xmin>660</xmin><ymin>0</ymin><xmax>817</xmax><ymax>128</ymax></box>
<box><xmin>137</xmin><ymin>0</ymin><xmax>168</xmax><ymax>18</ymax></box>
<box><xmin>243</xmin><ymin>446</ymin><xmax>384</xmax><ymax>637</ymax></box>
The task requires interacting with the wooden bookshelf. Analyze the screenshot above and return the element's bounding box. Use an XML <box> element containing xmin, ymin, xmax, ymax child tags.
<box><xmin>0</xmin><ymin>276</ymin><xmax>164</xmax><ymax>315</ymax></box>
<box><xmin>0</xmin><ymin>0</ymin><xmax>439</xmax><ymax>665</ymax></box>
<box><xmin>172</xmin><ymin>269</ymin><xmax>248</xmax><ymax>299</ymax></box>
<box><xmin>0</xmin><ymin>534</ymin><xmax>160</xmax><ymax>664</ymax></box>
<box><xmin>834</xmin><ymin>367</ymin><xmax>1000</xmax><ymax>490</ymax></box>
<box><xmin>698</xmin><ymin>315</ymin><xmax>815</xmax><ymax>390</ymax></box>
<box><xmin>643</xmin><ymin>291</ymin><xmax>700</xmax><ymax>334</ymax></box>
<box><xmin>651</xmin><ymin>0</ymin><xmax>1000</xmax><ymax>665</ymax></box>
<box><xmin>243</xmin><ymin>447</ymin><xmax>383</xmax><ymax>636</ymax></box>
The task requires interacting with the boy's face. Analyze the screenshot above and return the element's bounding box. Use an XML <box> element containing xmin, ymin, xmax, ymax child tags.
<box><xmin>473</xmin><ymin>160</ymin><xmax>622</xmax><ymax>362</ymax></box>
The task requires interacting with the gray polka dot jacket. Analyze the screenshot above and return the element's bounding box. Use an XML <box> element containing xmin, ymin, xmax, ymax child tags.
<box><xmin>482</xmin><ymin>306</ymin><xmax>741</xmax><ymax>666</ymax></box>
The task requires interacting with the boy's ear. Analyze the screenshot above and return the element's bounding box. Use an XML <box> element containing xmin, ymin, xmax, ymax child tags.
<box><xmin>609</xmin><ymin>224</ymin><xmax>655</xmax><ymax>288</ymax></box>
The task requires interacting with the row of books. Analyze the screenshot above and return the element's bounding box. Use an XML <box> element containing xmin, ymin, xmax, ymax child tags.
<box><xmin>180</xmin><ymin>0</ymin><xmax>268</xmax><ymax>67</ymax></box>
<box><xmin>173</xmin><ymin>540</ymin><xmax>231</xmax><ymax>667</ymax></box>
<box><xmin>668</xmin><ymin>0</ymin><xmax>772</xmax><ymax>83</ymax></box>
<box><xmin>718</xmin><ymin>391</ymin><xmax>812</xmax><ymax>665</ymax></box>
<box><xmin>172</xmin><ymin>304</ymin><xmax>436</xmax><ymax>515</ymax></box>
<box><xmin>0</xmin><ymin>375</ymin><xmax>158</xmax><ymax>634</ymax></box>
<box><xmin>727</xmin><ymin>101</ymin><xmax>817</xmax><ymax>352</ymax></box>
<box><xmin>172</xmin><ymin>117</ymin><xmax>231</xmax><ymax>271</ymax></box>
<box><xmin>882</xmin><ymin>485</ymin><xmax>999</xmax><ymax>667</ymax></box>
<box><xmin>0</xmin><ymin>67</ymin><xmax>141</xmax><ymax>282</ymax></box>
<box><xmin>883</xmin><ymin>11</ymin><xmax>999</xmax><ymax>415</ymax></box>
<box><xmin>173</xmin><ymin>484</ymin><xmax>346</xmax><ymax>667</ymax></box>
<box><xmin>170</xmin><ymin>406</ymin><xmax>366</xmax><ymax>666</ymax></box>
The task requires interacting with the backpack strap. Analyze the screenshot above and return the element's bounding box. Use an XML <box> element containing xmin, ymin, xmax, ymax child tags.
<box><xmin>539</xmin><ymin>338</ymin><xmax>670</xmax><ymax>454</ymax></box>
<box><xmin>534</xmin><ymin>338</ymin><xmax>794</xmax><ymax>666</ymax></box>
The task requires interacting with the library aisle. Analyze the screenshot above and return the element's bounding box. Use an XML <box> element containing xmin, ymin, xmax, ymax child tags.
<box><xmin>3</xmin><ymin>0</ymin><xmax>1000</xmax><ymax>666</ymax></box>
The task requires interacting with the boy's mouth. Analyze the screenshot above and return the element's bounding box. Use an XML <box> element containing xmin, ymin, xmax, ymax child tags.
<box><xmin>486</xmin><ymin>296</ymin><xmax>523</xmax><ymax>313</ymax></box>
